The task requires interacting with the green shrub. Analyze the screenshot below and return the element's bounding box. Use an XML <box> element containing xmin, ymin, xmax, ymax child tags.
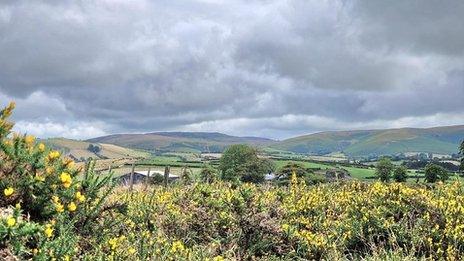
<box><xmin>393</xmin><ymin>165</ymin><xmax>408</xmax><ymax>182</ymax></box>
<box><xmin>199</xmin><ymin>164</ymin><xmax>218</xmax><ymax>183</ymax></box>
<box><xmin>424</xmin><ymin>163</ymin><xmax>449</xmax><ymax>183</ymax></box>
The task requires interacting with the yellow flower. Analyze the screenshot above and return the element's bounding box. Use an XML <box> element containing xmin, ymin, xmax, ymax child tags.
<box><xmin>55</xmin><ymin>202</ymin><xmax>64</xmax><ymax>213</ymax></box>
<box><xmin>213</xmin><ymin>256</ymin><xmax>225</xmax><ymax>261</ymax></box>
<box><xmin>35</xmin><ymin>174</ymin><xmax>45</xmax><ymax>182</ymax></box>
<box><xmin>75</xmin><ymin>191</ymin><xmax>86</xmax><ymax>203</ymax></box>
<box><xmin>128</xmin><ymin>248</ymin><xmax>136</xmax><ymax>255</ymax></box>
<box><xmin>25</xmin><ymin>135</ymin><xmax>35</xmax><ymax>146</ymax></box>
<box><xmin>68</xmin><ymin>202</ymin><xmax>77</xmax><ymax>212</ymax></box>
<box><xmin>46</xmin><ymin>166</ymin><xmax>55</xmax><ymax>175</ymax></box>
<box><xmin>38</xmin><ymin>143</ymin><xmax>45</xmax><ymax>152</ymax></box>
<box><xmin>60</xmin><ymin>172</ymin><xmax>72</xmax><ymax>188</ymax></box>
<box><xmin>4</xmin><ymin>187</ymin><xmax>14</xmax><ymax>197</ymax></box>
<box><xmin>6</xmin><ymin>216</ymin><xmax>16</xmax><ymax>227</ymax></box>
<box><xmin>282</xmin><ymin>224</ymin><xmax>290</xmax><ymax>231</ymax></box>
<box><xmin>44</xmin><ymin>224</ymin><xmax>54</xmax><ymax>238</ymax></box>
<box><xmin>170</xmin><ymin>241</ymin><xmax>185</xmax><ymax>253</ymax></box>
<box><xmin>48</xmin><ymin>150</ymin><xmax>60</xmax><ymax>160</ymax></box>
<box><xmin>108</xmin><ymin>238</ymin><xmax>118</xmax><ymax>250</ymax></box>
<box><xmin>52</xmin><ymin>195</ymin><xmax>60</xmax><ymax>203</ymax></box>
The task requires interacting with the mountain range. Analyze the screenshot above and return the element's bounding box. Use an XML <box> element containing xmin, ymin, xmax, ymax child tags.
<box><xmin>269</xmin><ymin>125</ymin><xmax>464</xmax><ymax>157</ymax></box>
<box><xmin>86</xmin><ymin>132</ymin><xmax>273</xmax><ymax>153</ymax></box>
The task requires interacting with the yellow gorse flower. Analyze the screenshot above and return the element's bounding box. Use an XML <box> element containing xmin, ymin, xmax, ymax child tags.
<box><xmin>60</xmin><ymin>172</ymin><xmax>72</xmax><ymax>188</ymax></box>
<box><xmin>38</xmin><ymin>142</ymin><xmax>45</xmax><ymax>152</ymax></box>
<box><xmin>35</xmin><ymin>173</ymin><xmax>45</xmax><ymax>182</ymax></box>
<box><xmin>25</xmin><ymin>135</ymin><xmax>35</xmax><ymax>146</ymax></box>
<box><xmin>170</xmin><ymin>241</ymin><xmax>185</xmax><ymax>253</ymax></box>
<box><xmin>44</xmin><ymin>224</ymin><xmax>54</xmax><ymax>238</ymax></box>
<box><xmin>4</xmin><ymin>187</ymin><xmax>14</xmax><ymax>197</ymax></box>
<box><xmin>55</xmin><ymin>202</ymin><xmax>64</xmax><ymax>213</ymax></box>
<box><xmin>6</xmin><ymin>216</ymin><xmax>16</xmax><ymax>227</ymax></box>
<box><xmin>108</xmin><ymin>238</ymin><xmax>118</xmax><ymax>251</ymax></box>
<box><xmin>75</xmin><ymin>191</ymin><xmax>86</xmax><ymax>203</ymax></box>
<box><xmin>68</xmin><ymin>202</ymin><xmax>77</xmax><ymax>212</ymax></box>
<box><xmin>46</xmin><ymin>166</ymin><xmax>54</xmax><ymax>175</ymax></box>
<box><xmin>48</xmin><ymin>150</ymin><xmax>60</xmax><ymax>160</ymax></box>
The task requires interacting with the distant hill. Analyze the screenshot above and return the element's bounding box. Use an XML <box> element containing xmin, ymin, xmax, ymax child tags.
<box><xmin>270</xmin><ymin>125</ymin><xmax>464</xmax><ymax>157</ymax></box>
<box><xmin>87</xmin><ymin>132</ymin><xmax>275</xmax><ymax>153</ymax></box>
<box><xmin>43</xmin><ymin>138</ymin><xmax>150</xmax><ymax>161</ymax></box>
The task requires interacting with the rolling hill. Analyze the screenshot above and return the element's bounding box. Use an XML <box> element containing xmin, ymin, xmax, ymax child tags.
<box><xmin>270</xmin><ymin>125</ymin><xmax>464</xmax><ymax>157</ymax></box>
<box><xmin>43</xmin><ymin>138</ymin><xmax>150</xmax><ymax>161</ymax></box>
<box><xmin>86</xmin><ymin>132</ymin><xmax>275</xmax><ymax>153</ymax></box>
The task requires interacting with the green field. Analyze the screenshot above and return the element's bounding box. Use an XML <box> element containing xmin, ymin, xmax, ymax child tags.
<box><xmin>274</xmin><ymin>159</ymin><xmax>377</xmax><ymax>179</ymax></box>
<box><xmin>270</xmin><ymin>125</ymin><xmax>464</xmax><ymax>157</ymax></box>
<box><xmin>122</xmin><ymin>155</ymin><xmax>383</xmax><ymax>180</ymax></box>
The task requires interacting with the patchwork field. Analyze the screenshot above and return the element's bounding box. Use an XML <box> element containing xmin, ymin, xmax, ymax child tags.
<box><xmin>43</xmin><ymin>137</ymin><xmax>150</xmax><ymax>160</ymax></box>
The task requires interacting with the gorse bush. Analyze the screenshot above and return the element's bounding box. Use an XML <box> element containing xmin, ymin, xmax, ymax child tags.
<box><xmin>93</xmin><ymin>174</ymin><xmax>464</xmax><ymax>260</ymax></box>
<box><xmin>0</xmin><ymin>102</ymin><xmax>120</xmax><ymax>260</ymax></box>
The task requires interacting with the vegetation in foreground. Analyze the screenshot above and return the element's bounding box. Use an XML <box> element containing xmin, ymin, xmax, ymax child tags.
<box><xmin>2</xmin><ymin>103</ymin><xmax>464</xmax><ymax>260</ymax></box>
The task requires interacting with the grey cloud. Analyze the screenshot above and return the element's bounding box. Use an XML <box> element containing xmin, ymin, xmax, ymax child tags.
<box><xmin>352</xmin><ymin>0</ymin><xmax>464</xmax><ymax>56</ymax></box>
<box><xmin>0</xmin><ymin>0</ymin><xmax>463</xmax><ymax>139</ymax></box>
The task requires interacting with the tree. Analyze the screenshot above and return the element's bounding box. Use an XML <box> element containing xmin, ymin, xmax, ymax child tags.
<box><xmin>277</xmin><ymin>162</ymin><xmax>308</xmax><ymax>179</ymax></box>
<box><xmin>393</xmin><ymin>165</ymin><xmax>408</xmax><ymax>182</ymax></box>
<box><xmin>276</xmin><ymin>162</ymin><xmax>324</xmax><ymax>185</ymax></box>
<box><xmin>219</xmin><ymin>144</ymin><xmax>274</xmax><ymax>183</ymax></box>
<box><xmin>424</xmin><ymin>163</ymin><xmax>449</xmax><ymax>183</ymax></box>
<box><xmin>375</xmin><ymin>157</ymin><xmax>394</xmax><ymax>182</ymax></box>
<box><xmin>87</xmin><ymin>144</ymin><xmax>101</xmax><ymax>154</ymax></box>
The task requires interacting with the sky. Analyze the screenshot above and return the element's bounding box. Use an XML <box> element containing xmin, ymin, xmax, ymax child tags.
<box><xmin>0</xmin><ymin>0</ymin><xmax>463</xmax><ymax>140</ymax></box>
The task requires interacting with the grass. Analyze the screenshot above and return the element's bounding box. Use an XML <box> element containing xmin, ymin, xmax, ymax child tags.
<box><xmin>274</xmin><ymin>159</ymin><xmax>378</xmax><ymax>179</ymax></box>
<box><xmin>343</xmin><ymin>166</ymin><xmax>376</xmax><ymax>179</ymax></box>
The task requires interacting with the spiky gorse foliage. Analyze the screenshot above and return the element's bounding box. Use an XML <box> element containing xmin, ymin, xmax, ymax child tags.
<box><xmin>94</xmin><ymin>172</ymin><xmax>464</xmax><ymax>260</ymax></box>
<box><xmin>0</xmin><ymin>102</ymin><xmax>118</xmax><ymax>260</ymax></box>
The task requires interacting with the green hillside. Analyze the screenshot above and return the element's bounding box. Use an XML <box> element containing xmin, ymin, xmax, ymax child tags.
<box><xmin>271</xmin><ymin>125</ymin><xmax>464</xmax><ymax>157</ymax></box>
<box><xmin>87</xmin><ymin>132</ymin><xmax>275</xmax><ymax>153</ymax></box>
<box><xmin>43</xmin><ymin>138</ymin><xmax>150</xmax><ymax>161</ymax></box>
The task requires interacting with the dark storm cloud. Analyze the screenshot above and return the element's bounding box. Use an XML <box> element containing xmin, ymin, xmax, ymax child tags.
<box><xmin>0</xmin><ymin>0</ymin><xmax>463</xmax><ymax>139</ymax></box>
